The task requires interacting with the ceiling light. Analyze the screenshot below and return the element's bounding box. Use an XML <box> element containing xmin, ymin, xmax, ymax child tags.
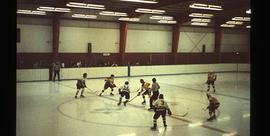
<box><xmin>191</xmin><ymin>22</ymin><xmax>208</xmax><ymax>26</ymax></box>
<box><xmin>226</xmin><ymin>21</ymin><xmax>243</xmax><ymax>25</ymax></box>
<box><xmin>158</xmin><ymin>20</ymin><xmax>177</xmax><ymax>24</ymax></box>
<box><xmin>17</xmin><ymin>9</ymin><xmax>46</xmax><ymax>15</ymax></box>
<box><xmin>189</xmin><ymin>3</ymin><xmax>223</xmax><ymax>11</ymax></box>
<box><xmin>191</xmin><ymin>18</ymin><xmax>211</xmax><ymax>22</ymax></box>
<box><xmin>99</xmin><ymin>11</ymin><xmax>127</xmax><ymax>16</ymax></box>
<box><xmin>189</xmin><ymin>13</ymin><xmax>213</xmax><ymax>18</ymax></box>
<box><xmin>246</xmin><ymin>25</ymin><xmax>251</xmax><ymax>28</ymax></box>
<box><xmin>246</xmin><ymin>9</ymin><xmax>251</xmax><ymax>14</ymax></box>
<box><xmin>37</xmin><ymin>6</ymin><xmax>71</xmax><ymax>12</ymax></box>
<box><xmin>220</xmin><ymin>24</ymin><xmax>235</xmax><ymax>27</ymax></box>
<box><xmin>118</xmin><ymin>17</ymin><xmax>140</xmax><ymax>22</ymax></box>
<box><xmin>232</xmin><ymin>17</ymin><xmax>250</xmax><ymax>21</ymax></box>
<box><xmin>135</xmin><ymin>8</ymin><xmax>165</xmax><ymax>14</ymax></box>
<box><xmin>150</xmin><ymin>15</ymin><xmax>173</xmax><ymax>20</ymax></box>
<box><xmin>72</xmin><ymin>14</ymin><xmax>97</xmax><ymax>19</ymax></box>
<box><xmin>67</xmin><ymin>2</ymin><xmax>105</xmax><ymax>10</ymax></box>
<box><xmin>120</xmin><ymin>0</ymin><xmax>158</xmax><ymax>4</ymax></box>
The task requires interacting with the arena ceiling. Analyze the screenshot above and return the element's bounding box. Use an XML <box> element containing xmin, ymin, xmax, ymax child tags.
<box><xmin>17</xmin><ymin>0</ymin><xmax>250</xmax><ymax>28</ymax></box>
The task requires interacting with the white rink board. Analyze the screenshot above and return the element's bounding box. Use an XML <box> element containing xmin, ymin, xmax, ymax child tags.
<box><xmin>16</xmin><ymin>64</ymin><xmax>249</xmax><ymax>81</ymax></box>
<box><xmin>17</xmin><ymin>69</ymin><xmax>49</xmax><ymax>81</ymax></box>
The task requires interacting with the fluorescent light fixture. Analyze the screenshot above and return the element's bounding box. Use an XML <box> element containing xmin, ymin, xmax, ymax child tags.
<box><xmin>189</xmin><ymin>3</ymin><xmax>223</xmax><ymax>10</ymax></box>
<box><xmin>246</xmin><ymin>9</ymin><xmax>251</xmax><ymax>14</ymax></box>
<box><xmin>189</xmin><ymin>13</ymin><xmax>213</xmax><ymax>18</ymax></box>
<box><xmin>17</xmin><ymin>9</ymin><xmax>46</xmax><ymax>15</ymax></box>
<box><xmin>232</xmin><ymin>17</ymin><xmax>250</xmax><ymax>21</ymax></box>
<box><xmin>191</xmin><ymin>22</ymin><xmax>208</xmax><ymax>26</ymax></box>
<box><xmin>119</xmin><ymin>17</ymin><xmax>140</xmax><ymax>22</ymax></box>
<box><xmin>67</xmin><ymin>2</ymin><xmax>105</xmax><ymax>10</ymax></box>
<box><xmin>188</xmin><ymin>121</ymin><xmax>203</xmax><ymax>127</ymax></box>
<box><xmin>37</xmin><ymin>6</ymin><xmax>71</xmax><ymax>12</ymax></box>
<box><xmin>226</xmin><ymin>21</ymin><xmax>243</xmax><ymax>25</ymax></box>
<box><xmin>99</xmin><ymin>11</ymin><xmax>127</xmax><ymax>16</ymax></box>
<box><xmin>150</xmin><ymin>15</ymin><xmax>173</xmax><ymax>20</ymax></box>
<box><xmin>191</xmin><ymin>18</ymin><xmax>211</xmax><ymax>22</ymax></box>
<box><xmin>72</xmin><ymin>14</ymin><xmax>97</xmax><ymax>19</ymax></box>
<box><xmin>220</xmin><ymin>24</ymin><xmax>235</xmax><ymax>27</ymax></box>
<box><xmin>246</xmin><ymin>25</ymin><xmax>251</xmax><ymax>28</ymax></box>
<box><xmin>120</xmin><ymin>0</ymin><xmax>158</xmax><ymax>4</ymax></box>
<box><xmin>135</xmin><ymin>8</ymin><xmax>165</xmax><ymax>14</ymax></box>
<box><xmin>157</xmin><ymin>20</ymin><xmax>177</xmax><ymax>24</ymax></box>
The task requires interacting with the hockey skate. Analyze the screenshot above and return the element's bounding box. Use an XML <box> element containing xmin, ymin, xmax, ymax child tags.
<box><xmin>123</xmin><ymin>101</ymin><xmax>128</xmax><ymax>106</ymax></box>
<box><xmin>80</xmin><ymin>95</ymin><xmax>85</xmax><ymax>98</ymax></box>
<box><xmin>110</xmin><ymin>93</ymin><xmax>114</xmax><ymax>96</ymax></box>
<box><xmin>117</xmin><ymin>102</ymin><xmax>121</xmax><ymax>106</ymax></box>
<box><xmin>141</xmin><ymin>101</ymin><xmax>146</xmax><ymax>105</ymax></box>
<box><xmin>75</xmin><ymin>96</ymin><xmax>78</xmax><ymax>99</ymax></box>
<box><xmin>150</xmin><ymin>126</ymin><xmax>157</xmax><ymax>130</ymax></box>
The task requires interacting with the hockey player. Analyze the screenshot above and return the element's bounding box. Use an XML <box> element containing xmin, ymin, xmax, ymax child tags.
<box><xmin>150</xmin><ymin>94</ymin><xmax>172</xmax><ymax>130</ymax></box>
<box><xmin>99</xmin><ymin>74</ymin><xmax>116</xmax><ymax>96</ymax></box>
<box><xmin>137</xmin><ymin>79</ymin><xmax>151</xmax><ymax>105</ymax></box>
<box><xmin>148</xmin><ymin>78</ymin><xmax>160</xmax><ymax>110</ymax></box>
<box><xmin>206</xmin><ymin>93</ymin><xmax>220</xmax><ymax>121</ymax></box>
<box><xmin>75</xmin><ymin>73</ymin><xmax>87</xmax><ymax>98</ymax></box>
<box><xmin>117</xmin><ymin>81</ymin><xmax>130</xmax><ymax>106</ymax></box>
<box><xmin>206</xmin><ymin>71</ymin><xmax>217</xmax><ymax>92</ymax></box>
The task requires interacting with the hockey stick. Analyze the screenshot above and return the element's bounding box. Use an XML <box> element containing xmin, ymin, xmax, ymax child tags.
<box><xmin>130</xmin><ymin>88</ymin><xmax>141</xmax><ymax>93</ymax></box>
<box><xmin>85</xmin><ymin>87</ymin><xmax>98</xmax><ymax>94</ymax></box>
<box><xmin>128</xmin><ymin>95</ymin><xmax>138</xmax><ymax>102</ymax></box>
<box><xmin>128</xmin><ymin>88</ymin><xmax>147</xmax><ymax>102</ymax></box>
<box><xmin>172</xmin><ymin>112</ymin><xmax>188</xmax><ymax>117</ymax></box>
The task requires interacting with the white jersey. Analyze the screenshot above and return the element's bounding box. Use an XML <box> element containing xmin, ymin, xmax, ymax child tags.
<box><xmin>120</xmin><ymin>84</ymin><xmax>130</xmax><ymax>93</ymax></box>
<box><xmin>153</xmin><ymin>99</ymin><xmax>169</xmax><ymax>111</ymax></box>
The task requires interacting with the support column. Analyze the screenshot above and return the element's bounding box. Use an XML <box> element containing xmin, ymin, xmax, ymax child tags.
<box><xmin>50</xmin><ymin>14</ymin><xmax>60</xmax><ymax>81</ymax></box>
<box><xmin>172</xmin><ymin>23</ymin><xmax>180</xmax><ymax>64</ymax></box>
<box><xmin>52</xmin><ymin>13</ymin><xmax>60</xmax><ymax>60</ymax></box>
<box><xmin>119</xmin><ymin>22</ymin><xmax>128</xmax><ymax>65</ymax></box>
<box><xmin>214</xmin><ymin>27</ymin><xmax>222</xmax><ymax>53</ymax></box>
<box><xmin>214</xmin><ymin>26</ymin><xmax>222</xmax><ymax>63</ymax></box>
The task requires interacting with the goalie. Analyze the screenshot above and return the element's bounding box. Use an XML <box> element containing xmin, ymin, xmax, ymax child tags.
<box><xmin>150</xmin><ymin>94</ymin><xmax>172</xmax><ymax>130</ymax></box>
<box><xmin>206</xmin><ymin>71</ymin><xmax>217</xmax><ymax>92</ymax></box>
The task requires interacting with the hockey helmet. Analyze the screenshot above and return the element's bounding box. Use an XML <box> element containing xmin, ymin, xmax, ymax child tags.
<box><xmin>111</xmin><ymin>74</ymin><xmax>115</xmax><ymax>77</ymax></box>
<box><xmin>159</xmin><ymin>94</ymin><xmax>164</xmax><ymax>99</ymax></box>
<box><xmin>152</xmin><ymin>78</ymin><xmax>156</xmax><ymax>82</ymax></box>
<box><xmin>83</xmin><ymin>73</ymin><xmax>87</xmax><ymax>78</ymax></box>
<box><xmin>125</xmin><ymin>81</ymin><xmax>129</xmax><ymax>85</ymax></box>
<box><xmin>140</xmin><ymin>79</ymin><xmax>144</xmax><ymax>83</ymax></box>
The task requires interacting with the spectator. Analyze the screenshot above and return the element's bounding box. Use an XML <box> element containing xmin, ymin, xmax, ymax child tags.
<box><xmin>76</xmin><ymin>61</ymin><xmax>82</xmax><ymax>67</ymax></box>
<box><xmin>61</xmin><ymin>62</ymin><xmax>65</xmax><ymax>68</ymax></box>
<box><xmin>111</xmin><ymin>61</ymin><xmax>118</xmax><ymax>67</ymax></box>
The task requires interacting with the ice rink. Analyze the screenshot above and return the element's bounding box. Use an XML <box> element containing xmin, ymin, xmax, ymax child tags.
<box><xmin>16</xmin><ymin>72</ymin><xmax>250</xmax><ymax>136</ymax></box>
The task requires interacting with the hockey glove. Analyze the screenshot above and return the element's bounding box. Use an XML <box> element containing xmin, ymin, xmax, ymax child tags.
<box><xmin>167</xmin><ymin>109</ymin><xmax>172</xmax><ymax>116</ymax></box>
